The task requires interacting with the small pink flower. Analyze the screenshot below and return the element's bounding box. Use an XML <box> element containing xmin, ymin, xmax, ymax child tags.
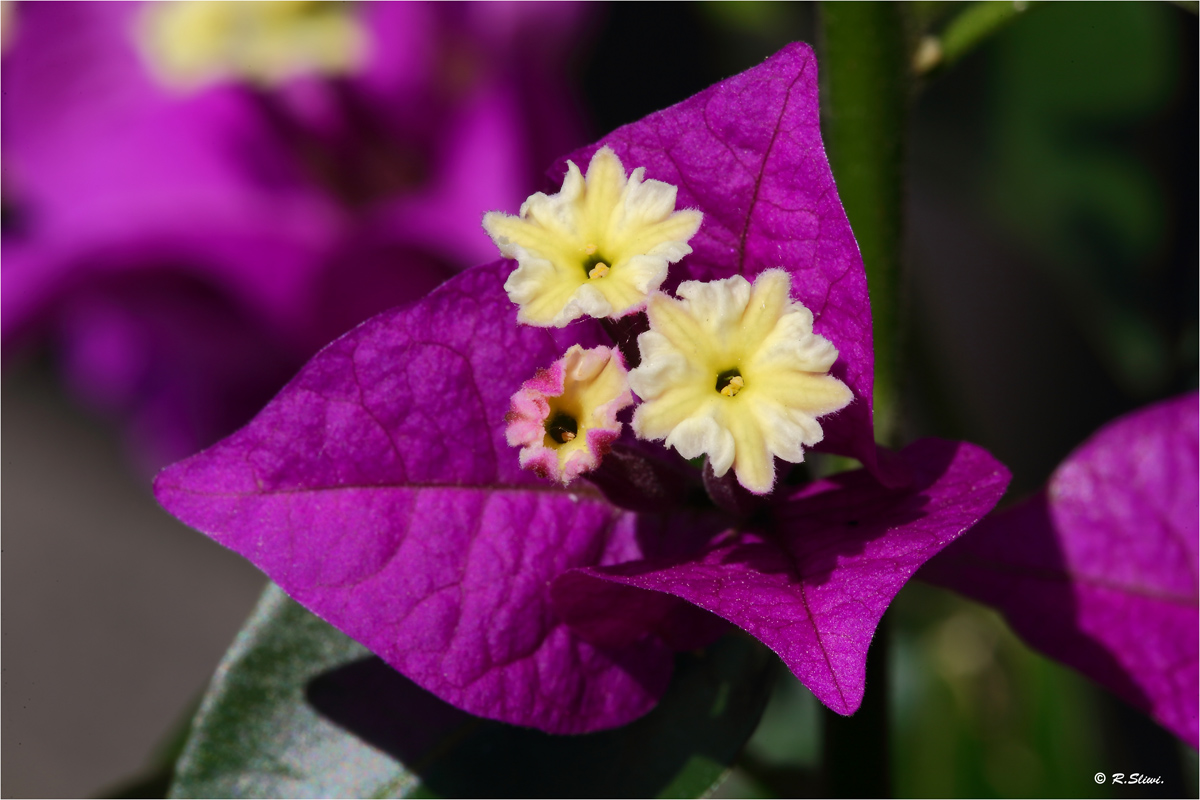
<box><xmin>505</xmin><ymin>345</ymin><xmax>632</xmax><ymax>484</ymax></box>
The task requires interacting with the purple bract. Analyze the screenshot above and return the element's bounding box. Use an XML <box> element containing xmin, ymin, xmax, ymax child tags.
<box><xmin>921</xmin><ymin>392</ymin><xmax>1199</xmax><ymax>747</ymax></box>
<box><xmin>155</xmin><ymin>44</ymin><xmax>1010</xmax><ymax>733</ymax></box>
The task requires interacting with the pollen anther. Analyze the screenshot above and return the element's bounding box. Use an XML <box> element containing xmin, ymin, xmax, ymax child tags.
<box><xmin>546</xmin><ymin>412</ymin><xmax>580</xmax><ymax>445</ymax></box>
<box><xmin>589</xmin><ymin>263</ymin><xmax>610</xmax><ymax>279</ymax></box>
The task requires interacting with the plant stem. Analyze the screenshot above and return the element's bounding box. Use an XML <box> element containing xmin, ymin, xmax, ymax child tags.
<box><xmin>821</xmin><ymin>612</ymin><xmax>891</xmax><ymax>797</ymax></box>
<box><xmin>818</xmin><ymin>1</ymin><xmax>907</xmax><ymax>448</ymax></box>
<box><xmin>912</xmin><ymin>1</ymin><xmax>1041</xmax><ymax>76</ymax></box>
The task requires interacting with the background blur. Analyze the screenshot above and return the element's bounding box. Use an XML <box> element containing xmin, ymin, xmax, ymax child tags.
<box><xmin>3</xmin><ymin>3</ymin><xmax>1197</xmax><ymax>797</ymax></box>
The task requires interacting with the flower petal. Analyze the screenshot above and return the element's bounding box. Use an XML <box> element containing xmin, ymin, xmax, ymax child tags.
<box><xmin>505</xmin><ymin>345</ymin><xmax>632</xmax><ymax>484</ymax></box>
<box><xmin>719</xmin><ymin>402</ymin><xmax>770</xmax><ymax>494</ymax></box>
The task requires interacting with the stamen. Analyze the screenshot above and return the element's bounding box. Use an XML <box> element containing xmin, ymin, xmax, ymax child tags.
<box><xmin>589</xmin><ymin>263</ymin><xmax>610</xmax><ymax>279</ymax></box>
<box><xmin>584</xmin><ymin>244</ymin><xmax>598</xmax><ymax>256</ymax></box>
<box><xmin>715</xmin><ymin>368</ymin><xmax>743</xmax><ymax>396</ymax></box>
<box><xmin>546</xmin><ymin>412</ymin><xmax>580</xmax><ymax>445</ymax></box>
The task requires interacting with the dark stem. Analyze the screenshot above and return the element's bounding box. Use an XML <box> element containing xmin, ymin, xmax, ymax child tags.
<box><xmin>585</xmin><ymin>443</ymin><xmax>705</xmax><ymax>513</ymax></box>
<box><xmin>821</xmin><ymin>610</ymin><xmax>891</xmax><ymax>798</ymax></box>
<box><xmin>702</xmin><ymin>461</ymin><xmax>766</xmax><ymax>518</ymax></box>
<box><xmin>599</xmin><ymin>313</ymin><xmax>650</xmax><ymax>368</ymax></box>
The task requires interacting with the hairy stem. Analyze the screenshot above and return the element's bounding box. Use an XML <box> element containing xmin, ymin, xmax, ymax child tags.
<box><xmin>818</xmin><ymin>2</ymin><xmax>907</xmax><ymax>448</ymax></box>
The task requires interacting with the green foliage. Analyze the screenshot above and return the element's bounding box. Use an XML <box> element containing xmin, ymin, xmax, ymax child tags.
<box><xmin>891</xmin><ymin>583</ymin><xmax>1111</xmax><ymax>798</ymax></box>
<box><xmin>986</xmin><ymin>2</ymin><xmax>1190</xmax><ymax>398</ymax></box>
<box><xmin>170</xmin><ymin>584</ymin><xmax>775</xmax><ymax>798</ymax></box>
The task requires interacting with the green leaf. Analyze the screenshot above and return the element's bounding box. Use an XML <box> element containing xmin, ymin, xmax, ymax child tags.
<box><xmin>171</xmin><ymin>583</ymin><xmax>775</xmax><ymax>798</ymax></box>
<box><xmin>169</xmin><ymin>583</ymin><xmax>406</xmax><ymax>798</ymax></box>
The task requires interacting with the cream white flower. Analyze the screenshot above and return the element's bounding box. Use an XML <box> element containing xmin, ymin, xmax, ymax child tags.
<box><xmin>505</xmin><ymin>345</ymin><xmax>632</xmax><ymax>484</ymax></box>
<box><xmin>483</xmin><ymin>146</ymin><xmax>703</xmax><ymax>327</ymax></box>
<box><xmin>628</xmin><ymin>269</ymin><xmax>854</xmax><ymax>495</ymax></box>
<box><xmin>137</xmin><ymin>1</ymin><xmax>369</xmax><ymax>89</ymax></box>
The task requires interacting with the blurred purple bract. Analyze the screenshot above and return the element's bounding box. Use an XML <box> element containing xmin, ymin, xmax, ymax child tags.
<box><xmin>1</xmin><ymin>1</ymin><xmax>588</xmax><ymax>469</ymax></box>
<box><xmin>922</xmin><ymin>392</ymin><xmax>1199</xmax><ymax>747</ymax></box>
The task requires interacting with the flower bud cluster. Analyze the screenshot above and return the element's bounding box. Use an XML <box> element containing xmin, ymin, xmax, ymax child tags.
<box><xmin>487</xmin><ymin>151</ymin><xmax>851</xmax><ymax>493</ymax></box>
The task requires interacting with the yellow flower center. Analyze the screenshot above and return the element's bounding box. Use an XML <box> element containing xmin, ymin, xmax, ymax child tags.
<box><xmin>136</xmin><ymin>1</ymin><xmax>369</xmax><ymax>90</ymax></box>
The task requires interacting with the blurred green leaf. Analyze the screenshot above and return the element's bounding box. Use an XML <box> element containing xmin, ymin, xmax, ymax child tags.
<box><xmin>904</xmin><ymin>1</ymin><xmax>968</xmax><ymax>35</ymax></box>
<box><xmin>894</xmin><ymin>582</ymin><xmax>1112</xmax><ymax>797</ymax></box>
<box><xmin>713</xmin><ymin>668</ymin><xmax>823</xmax><ymax>798</ymax></box>
<box><xmin>986</xmin><ymin>1</ymin><xmax>1185</xmax><ymax>398</ymax></box>
<box><xmin>168</xmin><ymin>583</ymin><xmax>406</xmax><ymax>798</ymax></box>
<box><xmin>700</xmin><ymin>1</ymin><xmax>794</xmax><ymax>32</ymax></box>
<box><xmin>170</xmin><ymin>583</ymin><xmax>775</xmax><ymax>798</ymax></box>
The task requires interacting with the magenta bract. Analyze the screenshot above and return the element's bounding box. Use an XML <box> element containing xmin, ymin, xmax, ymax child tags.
<box><xmin>155</xmin><ymin>44</ymin><xmax>1010</xmax><ymax>732</ymax></box>
<box><xmin>156</xmin><ymin>262</ymin><xmax>673</xmax><ymax>734</ymax></box>
<box><xmin>921</xmin><ymin>392</ymin><xmax>1199</xmax><ymax>747</ymax></box>
<box><xmin>555</xmin><ymin>438</ymin><xmax>1010</xmax><ymax>715</ymax></box>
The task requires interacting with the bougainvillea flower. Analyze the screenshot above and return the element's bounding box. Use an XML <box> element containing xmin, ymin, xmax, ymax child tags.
<box><xmin>155</xmin><ymin>43</ymin><xmax>1010</xmax><ymax>733</ymax></box>
<box><xmin>1</xmin><ymin>1</ymin><xmax>587</xmax><ymax>468</ymax></box>
<box><xmin>483</xmin><ymin>146</ymin><xmax>703</xmax><ymax>327</ymax></box>
<box><xmin>629</xmin><ymin>269</ymin><xmax>853</xmax><ymax>494</ymax></box>
<box><xmin>921</xmin><ymin>392</ymin><xmax>1199</xmax><ymax>747</ymax></box>
<box><xmin>137</xmin><ymin>1</ymin><xmax>370</xmax><ymax>88</ymax></box>
<box><xmin>505</xmin><ymin>344</ymin><xmax>632</xmax><ymax>484</ymax></box>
